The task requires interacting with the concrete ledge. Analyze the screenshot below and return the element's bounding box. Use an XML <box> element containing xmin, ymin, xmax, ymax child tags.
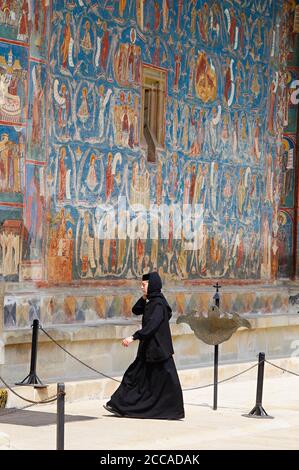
<box><xmin>5</xmin><ymin>356</ymin><xmax>299</xmax><ymax>409</ymax></box>
<box><xmin>2</xmin><ymin>313</ymin><xmax>299</xmax><ymax>384</ymax></box>
<box><xmin>4</xmin><ymin>312</ymin><xmax>299</xmax><ymax>345</ymax></box>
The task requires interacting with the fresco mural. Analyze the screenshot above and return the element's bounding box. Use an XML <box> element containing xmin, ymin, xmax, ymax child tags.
<box><xmin>277</xmin><ymin>209</ymin><xmax>294</xmax><ymax>279</ymax></box>
<box><xmin>46</xmin><ymin>0</ymin><xmax>293</xmax><ymax>283</ymax></box>
<box><xmin>0</xmin><ymin>0</ymin><xmax>298</xmax><ymax>291</ymax></box>
<box><xmin>0</xmin><ymin>0</ymin><xmax>29</xmax><ymax>43</ymax></box>
<box><xmin>30</xmin><ymin>0</ymin><xmax>50</xmax><ymax>60</ymax></box>
<box><xmin>280</xmin><ymin>136</ymin><xmax>295</xmax><ymax>208</ymax></box>
<box><xmin>27</xmin><ymin>61</ymin><xmax>48</xmax><ymax>162</ymax></box>
<box><xmin>23</xmin><ymin>162</ymin><xmax>45</xmax><ymax>261</ymax></box>
<box><xmin>0</xmin><ymin>2</ymin><xmax>47</xmax><ymax>282</ymax></box>
<box><xmin>0</xmin><ymin>41</ymin><xmax>28</xmax><ymax>124</ymax></box>
<box><xmin>0</xmin><ymin>125</ymin><xmax>25</xmax><ymax>203</ymax></box>
<box><xmin>279</xmin><ymin>1</ymin><xmax>299</xmax><ymax>279</ymax></box>
<box><xmin>0</xmin><ymin>206</ymin><xmax>22</xmax><ymax>282</ymax></box>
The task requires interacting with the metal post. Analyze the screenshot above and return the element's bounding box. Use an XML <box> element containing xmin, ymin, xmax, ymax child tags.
<box><xmin>243</xmin><ymin>352</ymin><xmax>273</xmax><ymax>419</ymax></box>
<box><xmin>212</xmin><ymin>282</ymin><xmax>221</xmax><ymax>411</ymax></box>
<box><xmin>213</xmin><ymin>344</ymin><xmax>218</xmax><ymax>410</ymax></box>
<box><xmin>56</xmin><ymin>383</ymin><xmax>65</xmax><ymax>450</ymax></box>
<box><xmin>16</xmin><ymin>319</ymin><xmax>45</xmax><ymax>387</ymax></box>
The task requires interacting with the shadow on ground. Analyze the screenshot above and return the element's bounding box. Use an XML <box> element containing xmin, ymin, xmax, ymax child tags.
<box><xmin>0</xmin><ymin>409</ymin><xmax>97</xmax><ymax>427</ymax></box>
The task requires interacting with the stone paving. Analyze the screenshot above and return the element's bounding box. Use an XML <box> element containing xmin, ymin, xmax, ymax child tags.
<box><xmin>0</xmin><ymin>373</ymin><xmax>298</xmax><ymax>450</ymax></box>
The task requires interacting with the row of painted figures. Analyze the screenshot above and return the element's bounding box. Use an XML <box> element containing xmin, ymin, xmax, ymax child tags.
<box><xmin>51</xmin><ymin>77</ymin><xmax>278</xmax><ymax>157</ymax></box>
<box><xmin>55</xmin><ymin>0</ymin><xmax>274</xmax><ymax>78</ymax></box>
<box><xmin>55</xmin><ymin>21</ymin><xmax>274</xmax><ymax>101</ymax></box>
<box><xmin>46</xmin><ymin>206</ymin><xmax>269</xmax><ymax>280</ymax></box>
<box><xmin>53</xmin><ymin>147</ymin><xmax>271</xmax><ymax>214</ymax></box>
<box><xmin>0</xmin><ymin>203</ymin><xmax>289</xmax><ymax>282</ymax></box>
<box><xmin>0</xmin><ymin>0</ymin><xmax>48</xmax><ymax>46</ymax></box>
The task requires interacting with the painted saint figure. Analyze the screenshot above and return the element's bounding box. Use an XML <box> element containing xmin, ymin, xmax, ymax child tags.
<box><xmin>190</xmin><ymin>0</ymin><xmax>197</xmax><ymax>37</ymax></box>
<box><xmin>86</xmin><ymin>153</ymin><xmax>98</xmax><ymax>191</ymax></box>
<box><xmin>80</xmin><ymin>211</ymin><xmax>95</xmax><ymax>277</ymax></box>
<box><xmin>98</xmin><ymin>86</ymin><xmax>112</xmax><ymax>142</ymax></box>
<box><xmin>198</xmin><ymin>3</ymin><xmax>209</xmax><ymax>42</ymax></box>
<box><xmin>58</xmin><ymin>147</ymin><xmax>67</xmax><ymax>202</ymax></box>
<box><xmin>152</xmin><ymin>37</ymin><xmax>161</xmax><ymax>67</ymax></box>
<box><xmin>173</xmin><ymin>44</ymin><xmax>182</xmax><ymax>92</ymax></box>
<box><xmin>267</xmin><ymin>77</ymin><xmax>277</xmax><ymax>135</ymax></box>
<box><xmin>224</xmin><ymin>58</ymin><xmax>232</xmax><ymax>104</ymax></box>
<box><xmin>172</xmin><ymin>100</ymin><xmax>179</xmax><ymax>147</ymax></box>
<box><xmin>61</xmin><ymin>13</ymin><xmax>72</xmax><ymax>69</ymax></box>
<box><xmin>31</xmin><ymin>66</ymin><xmax>44</xmax><ymax>147</ymax></box>
<box><xmin>187</xmin><ymin>48</ymin><xmax>195</xmax><ymax>96</ymax></box>
<box><xmin>33</xmin><ymin>0</ymin><xmax>48</xmax><ymax>48</ymax></box>
<box><xmin>127</xmin><ymin>43</ymin><xmax>136</xmax><ymax>83</ymax></box>
<box><xmin>105</xmin><ymin>152</ymin><xmax>114</xmax><ymax>201</ymax></box>
<box><xmin>162</xmin><ymin>0</ymin><xmax>169</xmax><ymax>32</ymax></box>
<box><xmin>100</xmin><ymin>22</ymin><xmax>109</xmax><ymax>72</ymax></box>
<box><xmin>169</xmin><ymin>153</ymin><xmax>178</xmax><ymax>200</ymax></box>
<box><xmin>119</xmin><ymin>0</ymin><xmax>127</xmax><ymax>17</ymax></box>
<box><xmin>252</xmin><ymin>117</ymin><xmax>261</xmax><ymax>162</ymax></box>
<box><xmin>228</xmin><ymin>7</ymin><xmax>238</xmax><ymax>49</ymax></box>
<box><xmin>77</xmin><ymin>87</ymin><xmax>89</xmax><ymax>124</ymax></box>
<box><xmin>17</xmin><ymin>0</ymin><xmax>29</xmax><ymax>41</ymax></box>
<box><xmin>176</xmin><ymin>0</ymin><xmax>183</xmax><ymax>33</ymax></box>
<box><xmin>81</xmin><ymin>20</ymin><xmax>92</xmax><ymax>52</ymax></box>
<box><xmin>195</xmin><ymin>52</ymin><xmax>217</xmax><ymax>102</ymax></box>
<box><xmin>183</xmin><ymin>166</ymin><xmax>191</xmax><ymax>205</ymax></box>
<box><xmin>55</xmin><ymin>82</ymin><xmax>70</xmax><ymax>134</ymax></box>
<box><xmin>154</xmin><ymin>1</ymin><xmax>160</xmax><ymax>30</ymax></box>
<box><xmin>25</xmin><ymin>166</ymin><xmax>43</xmax><ymax>256</ymax></box>
<box><xmin>156</xmin><ymin>160</ymin><xmax>163</xmax><ymax>206</ymax></box>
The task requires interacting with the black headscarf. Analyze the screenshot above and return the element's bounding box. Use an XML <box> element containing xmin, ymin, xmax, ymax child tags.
<box><xmin>142</xmin><ymin>272</ymin><xmax>172</xmax><ymax>319</ymax></box>
<box><xmin>142</xmin><ymin>271</ymin><xmax>162</xmax><ymax>295</ymax></box>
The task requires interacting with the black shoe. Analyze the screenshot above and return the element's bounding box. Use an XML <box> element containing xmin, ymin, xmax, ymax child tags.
<box><xmin>103</xmin><ymin>404</ymin><xmax>123</xmax><ymax>417</ymax></box>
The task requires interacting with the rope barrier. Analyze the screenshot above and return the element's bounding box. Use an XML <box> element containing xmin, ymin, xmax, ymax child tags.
<box><xmin>181</xmin><ymin>359</ymin><xmax>299</xmax><ymax>392</ymax></box>
<box><xmin>0</xmin><ymin>375</ymin><xmax>58</xmax><ymax>405</ymax></box>
<box><xmin>2</xmin><ymin>321</ymin><xmax>298</xmax><ymax>414</ymax></box>
<box><xmin>40</xmin><ymin>325</ymin><xmax>268</xmax><ymax>391</ymax></box>
<box><xmin>182</xmin><ymin>361</ymin><xmax>260</xmax><ymax>391</ymax></box>
<box><xmin>264</xmin><ymin>360</ymin><xmax>299</xmax><ymax>377</ymax></box>
<box><xmin>39</xmin><ymin>325</ymin><xmax>299</xmax><ymax>390</ymax></box>
<box><xmin>40</xmin><ymin>326</ymin><xmax>121</xmax><ymax>383</ymax></box>
<box><xmin>40</xmin><ymin>325</ymin><xmax>265</xmax><ymax>390</ymax></box>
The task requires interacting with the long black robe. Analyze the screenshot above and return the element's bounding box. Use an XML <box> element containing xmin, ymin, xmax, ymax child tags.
<box><xmin>107</xmin><ymin>272</ymin><xmax>185</xmax><ymax>420</ymax></box>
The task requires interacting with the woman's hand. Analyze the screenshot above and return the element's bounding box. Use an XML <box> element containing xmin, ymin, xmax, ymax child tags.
<box><xmin>122</xmin><ymin>336</ymin><xmax>134</xmax><ymax>347</ymax></box>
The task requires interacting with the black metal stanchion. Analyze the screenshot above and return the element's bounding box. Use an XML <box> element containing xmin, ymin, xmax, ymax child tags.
<box><xmin>243</xmin><ymin>352</ymin><xmax>274</xmax><ymax>419</ymax></box>
<box><xmin>15</xmin><ymin>319</ymin><xmax>45</xmax><ymax>387</ymax></box>
<box><xmin>213</xmin><ymin>344</ymin><xmax>218</xmax><ymax>410</ymax></box>
<box><xmin>56</xmin><ymin>383</ymin><xmax>65</xmax><ymax>450</ymax></box>
<box><xmin>213</xmin><ymin>282</ymin><xmax>221</xmax><ymax>410</ymax></box>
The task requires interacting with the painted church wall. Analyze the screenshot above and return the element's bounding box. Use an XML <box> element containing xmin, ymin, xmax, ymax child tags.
<box><xmin>45</xmin><ymin>0</ymin><xmax>294</xmax><ymax>284</ymax></box>
<box><xmin>0</xmin><ymin>1</ymin><xmax>298</xmax><ymax>328</ymax></box>
<box><xmin>278</xmin><ymin>1</ymin><xmax>299</xmax><ymax>279</ymax></box>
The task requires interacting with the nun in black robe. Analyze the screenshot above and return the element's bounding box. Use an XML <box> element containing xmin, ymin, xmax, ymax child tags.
<box><xmin>105</xmin><ymin>272</ymin><xmax>185</xmax><ymax>420</ymax></box>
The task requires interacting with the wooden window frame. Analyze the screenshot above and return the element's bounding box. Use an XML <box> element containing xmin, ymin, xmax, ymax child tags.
<box><xmin>140</xmin><ymin>64</ymin><xmax>167</xmax><ymax>162</ymax></box>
